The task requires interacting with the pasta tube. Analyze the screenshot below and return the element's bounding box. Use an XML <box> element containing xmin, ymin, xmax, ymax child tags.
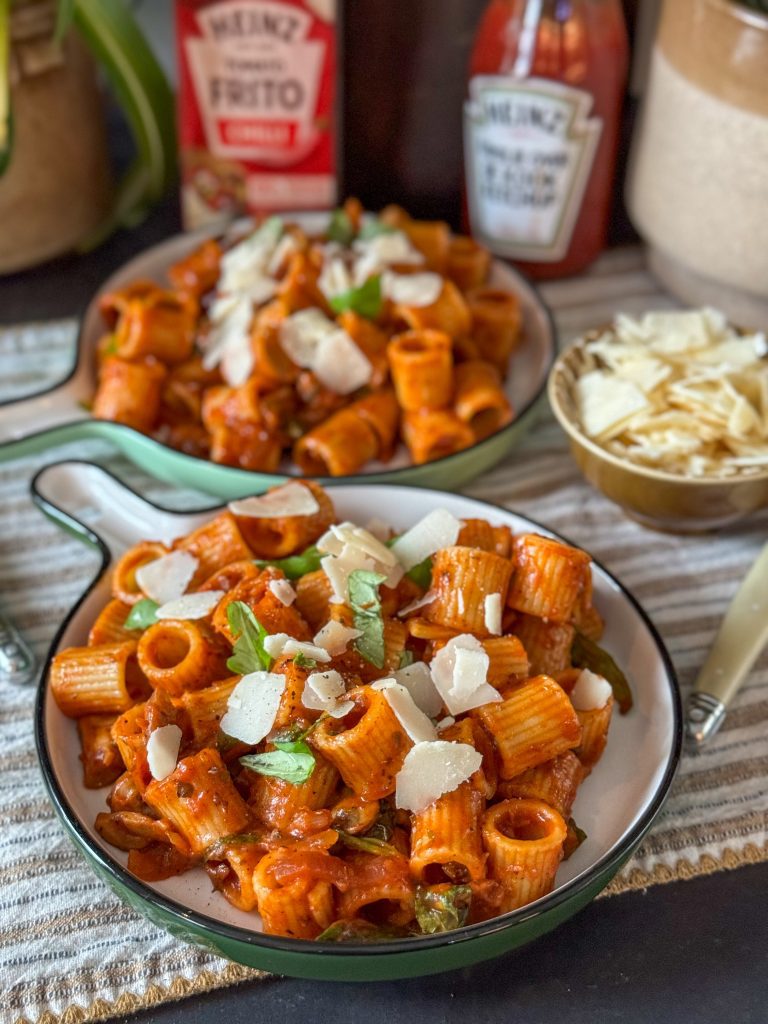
<box><xmin>482</xmin><ymin>798</ymin><xmax>567</xmax><ymax>911</ymax></box>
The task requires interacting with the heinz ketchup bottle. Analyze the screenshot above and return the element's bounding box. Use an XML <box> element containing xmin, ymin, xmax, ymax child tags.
<box><xmin>464</xmin><ymin>0</ymin><xmax>628</xmax><ymax>279</ymax></box>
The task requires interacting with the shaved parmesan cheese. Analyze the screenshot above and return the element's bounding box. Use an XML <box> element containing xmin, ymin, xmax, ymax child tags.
<box><xmin>319</xmin><ymin>522</ymin><xmax>399</xmax><ymax>566</ymax></box>
<box><xmin>268</xmin><ymin>579</ymin><xmax>297</xmax><ymax>606</ymax></box>
<box><xmin>267</xmin><ymin>232</ymin><xmax>299</xmax><ymax>277</ymax></box>
<box><xmin>484</xmin><ymin>593</ymin><xmax>502</xmax><ymax>636</ymax></box>
<box><xmin>392</xmin><ymin>661</ymin><xmax>443</xmax><ymax>718</ymax></box>
<box><xmin>200</xmin><ymin>296</ymin><xmax>252</xmax><ymax>376</ymax></box>
<box><xmin>146</xmin><ymin>724</ymin><xmax>182</xmax><ymax>781</ymax></box>
<box><xmin>352</xmin><ymin>231</ymin><xmax>423</xmax><ymax>284</ymax></box>
<box><xmin>395</xmin><ymin>740</ymin><xmax>482</xmax><ymax>813</ymax></box>
<box><xmin>229</xmin><ymin>482</ymin><xmax>320</xmax><ymax>519</ymax></box>
<box><xmin>318</xmin><ymin>522</ymin><xmax>403</xmax><ymax>602</ymax></box>
<box><xmin>279</xmin><ymin>309</ymin><xmax>372</xmax><ymax>395</ymax></box>
<box><xmin>329</xmin><ymin>699</ymin><xmax>355</xmax><ymax>719</ymax></box>
<box><xmin>436</xmin><ymin>716</ymin><xmax>455</xmax><ymax>731</ymax></box>
<box><xmin>576</xmin><ymin>371</ymin><xmax>650</xmax><ymax>441</ymax></box>
<box><xmin>430</xmin><ymin>634</ymin><xmax>501</xmax><ymax>715</ymax></box>
<box><xmin>321</xmin><ymin>548</ymin><xmax>375</xmax><ymax>604</ymax></box>
<box><xmin>220</xmin><ymin>671</ymin><xmax>286</xmax><ymax>744</ymax></box>
<box><xmin>570</xmin><ymin>668</ymin><xmax>613</xmax><ymax>710</ymax></box>
<box><xmin>156</xmin><ymin>590</ymin><xmax>224</xmax><ymax>620</ymax></box>
<box><xmin>220</xmin><ymin>336</ymin><xmax>255</xmax><ymax>387</ymax></box>
<box><xmin>312</xmin><ymin>329</ymin><xmax>372</xmax><ymax>395</ymax></box>
<box><xmin>374</xmin><ymin>681</ymin><xmax>437</xmax><ymax>743</ymax></box>
<box><xmin>313</xmin><ymin>620</ymin><xmax>362</xmax><ymax>656</ymax></box>
<box><xmin>302</xmin><ymin>669</ymin><xmax>346</xmax><ymax>712</ymax></box>
<box><xmin>280</xmin><ymin>308</ymin><xmax>336</xmax><ymax>366</ymax></box>
<box><xmin>391</xmin><ymin>509</ymin><xmax>461</xmax><ymax>570</ymax></box>
<box><xmin>318</xmin><ymin>256</ymin><xmax>353</xmax><ymax>300</ymax></box>
<box><xmin>263</xmin><ymin>633</ymin><xmax>332</xmax><ymax>663</ymax></box>
<box><xmin>136</xmin><ymin>550</ymin><xmax>198</xmax><ymax>605</ymax></box>
<box><xmin>219</xmin><ymin>218</ymin><xmax>283</xmax><ymax>293</ymax></box>
<box><xmin>382</xmin><ymin>271</ymin><xmax>443</xmax><ymax>308</ymax></box>
<box><xmin>397</xmin><ymin>591</ymin><xmax>436</xmax><ymax>617</ymax></box>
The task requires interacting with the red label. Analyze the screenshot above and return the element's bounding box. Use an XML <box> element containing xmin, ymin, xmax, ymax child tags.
<box><xmin>175</xmin><ymin>0</ymin><xmax>337</xmax><ymax>227</ymax></box>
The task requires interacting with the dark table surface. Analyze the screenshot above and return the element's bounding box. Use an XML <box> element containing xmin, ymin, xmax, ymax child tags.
<box><xmin>2</xmin><ymin>201</ymin><xmax>766</xmax><ymax>1024</ymax></box>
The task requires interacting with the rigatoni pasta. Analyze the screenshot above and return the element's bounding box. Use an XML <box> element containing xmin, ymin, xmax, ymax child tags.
<box><xmin>91</xmin><ymin>201</ymin><xmax>525</xmax><ymax>476</ymax></box>
<box><xmin>50</xmin><ymin>481</ymin><xmax>630</xmax><ymax>942</ymax></box>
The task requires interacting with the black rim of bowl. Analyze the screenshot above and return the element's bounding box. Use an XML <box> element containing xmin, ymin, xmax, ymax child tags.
<box><xmin>32</xmin><ymin>462</ymin><xmax>683</xmax><ymax>958</ymax></box>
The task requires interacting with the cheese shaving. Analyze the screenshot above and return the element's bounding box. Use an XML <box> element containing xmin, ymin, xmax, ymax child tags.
<box><xmin>391</xmin><ymin>661</ymin><xmax>443</xmax><ymax>718</ymax></box>
<box><xmin>382</xmin><ymin>271</ymin><xmax>443</xmax><ymax>308</ymax></box>
<box><xmin>146</xmin><ymin>724</ymin><xmax>182</xmax><ymax>781</ymax></box>
<box><xmin>268</xmin><ymin>579</ymin><xmax>297</xmax><ymax>606</ymax></box>
<box><xmin>135</xmin><ymin>550</ymin><xmax>198</xmax><ymax>605</ymax></box>
<box><xmin>220</xmin><ymin>671</ymin><xmax>286</xmax><ymax>744</ymax></box>
<box><xmin>373</xmin><ymin>680</ymin><xmax>437</xmax><ymax>743</ymax></box>
<box><xmin>155</xmin><ymin>590</ymin><xmax>224</xmax><ymax>620</ymax></box>
<box><xmin>263</xmin><ymin>634</ymin><xmax>332</xmax><ymax>663</ymax></box>
<box><xmin>313</xmin><ymin>620</ymin><xmax>362</xmax><ymax>656</ymax></box>
<box><xmin>391</xmin><ymin>509</ymin><xmax>461</xmax><ymax>570</ymax></box>
<box><xmin>229</xmin><ymin>482</ymin><xmax>320</xmax><ymax>519</ymax></box>
<box><xmin>570</xmin><ymin>668</ymin><xmax>613</xmax><ymax>711</ymax></box>
<box><xmin>395</xmin><ymin>740</ymin><xmax>482</xmax><ymax>813</ymax></box>
<box><xmin>430</xmin><ymin>634</ymin><xmax>502</xmax><ymax>714</ymax></box>
<box><xmin>484</xmin><ymin>593</ymin><xmax>502</xmax><ymax>636</ymax></box>
<box><xmin>301</xmin><ymin>669</ymin><xmax>346</xmax><ymax>712</ymax></box>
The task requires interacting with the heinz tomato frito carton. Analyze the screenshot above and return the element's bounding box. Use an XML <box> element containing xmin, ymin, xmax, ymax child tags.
<box><xmin>175</xmin><ymin>0</ymin><xmax>337</xmax><ymax>229</ymax></box>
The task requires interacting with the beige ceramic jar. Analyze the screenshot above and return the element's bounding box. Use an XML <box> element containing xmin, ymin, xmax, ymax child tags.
<box><xmin>0</xmin><ymin>1</ymin><xmax>112</xmax><ymax>274</ymax></box>
<box><xmin>626</xmin><ymin>0</ymin><xmax>768</xmax><ymax>327</ymax></box>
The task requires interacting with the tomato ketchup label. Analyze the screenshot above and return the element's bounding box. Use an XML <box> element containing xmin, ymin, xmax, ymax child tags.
<box><xmin>176</xmin><ymin>0</ymin><xmax>337</xmax><ymax>228</ymax></box>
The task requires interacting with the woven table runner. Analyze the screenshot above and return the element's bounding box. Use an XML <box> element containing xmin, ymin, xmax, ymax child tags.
<box><xmin>1</xmin><ymin>247</ymin><xmax>766</xmax><ymax>1024</ymax></box>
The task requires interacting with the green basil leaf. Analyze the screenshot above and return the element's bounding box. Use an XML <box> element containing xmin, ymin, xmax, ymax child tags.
<box><xmin>336</xmin><ymin>831</ymin><xmax>400</xmax><ymax>857</ymax></box>
<box><xmin>364</xmin><ymin>802</ymin><xmax>396</xmax><ymax>843</ymax></box>
<box><xmin>357</xmin><ymin>219</ymin><xmax>397</xmax><ymax>241</ymax></box>
<box><xmin>326</xmin><ymin>207</ymin><xmax>355</xmax><ymax>245</ymax></box>
<box><xmin>226</xmin><ymin>601</ymin><xmax>272</xmax><ymax>675</ymax></box>
<box><xmin>348</xmin><ymin>569</ymin><xmax>386</xmax><ymax>669</ymax></box>
<box><xmin>294</xmin><ymin>651</ymin><xmax>317</xmax><ymax>670</ymax></box>
<box><xmin>317</xmin><ymin>919</ymin><xmax>408</xmax><ymax>943</ymax></box>
<box><xmin>255</xmin><ymin>545</ymin><xmax>322</xmax><ymax>580</ymax></box>
<box><xmin>414</xmin><ymin>884</ymin><xmax>472</xmax><ymax>934</ymax></box>
<box><xmin>204</xmin><ymin>831</ymin><xmax>266</xmax><ymax>862</ymax></box>
<box><xmin>571</xmin><ymin>631</ymin><xmax>633</xmax><ymax>714</ymax></box>
<box><xmin>563</xmin><ymin>817</ymin><xmax>588</xmax><ymax>860</ymax></box>
<box><xmin>398</xmin><ymin>649</ymin><xmax>415</xmax><ymax>670</ymax></box>
<box><xmin>124</xmin><ymin>598</ymin><xmax>159</xmax><ymax>630</ymax></box>
<box><xmin>273</xmin><ymin>736</ymin><xmax>314</xmax><ymax>757</ymax></box>
<box><xmin>239</xmin><ymin>749</ymin><xmax>315</xmax><ymax>785</ymax></box>
<box><xmin>406</xmin><ymin>556</ymin><xmax>433</xmax><ymax>589</ymax></box>
<box><xmin>329</xmin><ymin>275</ymin><xmax>382</xmax><ymax>320</ymax></box>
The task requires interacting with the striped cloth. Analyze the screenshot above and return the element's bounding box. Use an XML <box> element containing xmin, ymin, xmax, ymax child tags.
<box><xmin>1</xmin><ymin>247</ymin><xmax>766</xmax><ymax>1024</ymax></box>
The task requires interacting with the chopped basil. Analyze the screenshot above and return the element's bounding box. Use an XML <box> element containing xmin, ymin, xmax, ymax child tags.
<box><xmin>204</xmin><ymin>832</ymin><xmax>266</xmax><ymax>862</ymax></box>
<box><xmin>571</xmin><ymin>630</ymin><xmax>633</xmax><ymax>714</ymax></box>
<box><xmin>398</xmin><ymin>649</ymin><xmax>415</xmax><ymax>670</ymax></box>
<box><xmin>357</xmin><ymin>219</ymin><xmax>396</xmax><ymax>241</ymax></box>
<box><xmin>294</xmin><ymin>651</ymin><xmax>317</xmax><ymax>670</ymax></box>
<box><xmin>317</xmin><ymin>919</ymin><xmax>408</xmax><ymax>943</ymax></box>
<box><xmin>226</xmin><ymin>601</ymin><xmax>272</xmax><ymax>675</ymax></box>
<box><xmin>336</xmin><ymin>831</ymin><xmax>400</xmax><ymax>857</ymax></box>
<box><xmin>255</xmin><ymin>545</ymin><xmax>322</xmax><ymax>580</ymax></box>
<box><xmin>348</xmin><ymin>569</ymin><xmax>386</xmax><ymax>669</ymax></box>
<box><xmin>102</xmin><ymin>335</ymin><xmax>119</xmax><ymax>356</ymax></box>
<box><xmin>239</xmin><ymin>737</ymin><xmax>316</xmax><ymax>785</ymax></box>
<box><xmin>326</xmin><ymin>207</ymin><xmax>355</xmax><ymax>245</ymax></box>
<box><xmin>406</xmin><ymin>556</ymin><xmax>432</xmax><ymax>589</ymax></box>
<box><xmin>329</xmin><ymin>275</ymin><xmax>382</xmax><ymax>320</ymax></box>
<box><xmin>124</xmin><ymin>598</ymin><xmax>159</xmax><ymax>630</ymax></box>
<box><xmin>414</xmin><ymin>884</ymin><xmax>472</xmax><ymax>934</ymax></box>
<box><xmin>563</xmin><ymin>817</ymin><xmax>588</xmax><ymax>860</ymax></box>
<box><xmin>365</xmin><ymin>802</ymin><xmax>395</xmax><ymax>843</ymax></box>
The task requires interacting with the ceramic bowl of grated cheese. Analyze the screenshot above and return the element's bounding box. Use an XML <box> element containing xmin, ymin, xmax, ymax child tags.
<box><xmin>548</xmin><ymin>308</ymin><xmax>768</xmax><ymax>532</ymax></box>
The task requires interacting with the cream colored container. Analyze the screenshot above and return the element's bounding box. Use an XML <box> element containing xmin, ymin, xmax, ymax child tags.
<box><xmin>626</xmin><ymin>0</ymin><xmax>768</xmax><ymax>328</ymax></box>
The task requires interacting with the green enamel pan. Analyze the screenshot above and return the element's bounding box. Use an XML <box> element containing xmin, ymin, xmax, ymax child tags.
<box><xmin>0</xmin><ymin>214</ymin><xmax>556</xmax><ymax>499</ymax></box>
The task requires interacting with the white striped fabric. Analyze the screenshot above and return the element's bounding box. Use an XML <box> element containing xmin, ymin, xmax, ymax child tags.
<box><xmin>0</xmin><ymin>247</ymin><xmax>765</xmax><ymax>1023</ymax></box>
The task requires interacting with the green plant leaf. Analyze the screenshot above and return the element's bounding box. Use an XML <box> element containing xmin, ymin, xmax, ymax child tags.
<box><xmin>414</xmin><ymin>885</ymin><xmax>472</xmax><ymax>934</ymax></box>
<box><xmin>563</xmin><ymin>817</ymin><xmax>587</xmax><ymax>860</ymax></box>
<box><xmin>0</xmin><ymin>0</ymin><xmax>10</xmax><ymax>176</ymax></box>
<box><xmin>239</xmin><ymin>748</ymin><xmax>315</xmax><ymax>785</ymax></box>
<box><xmin>336</xmin><ymin>831</ymin><xmax>400</xmax><ymax>857</ymax></box>
<box><xmin>398</xmin><ymin>650</ymin><xmax>415</xmax><ymax>670</ymax></box>
<box><xmin>317</xmin><ymin>919</ymin><xmax>408</xmax><ymax>943</ymax></box>
<box><xmin>327</xmin><ymin>207</ymin><xmax>355</xmax><ymax>245</ymax></box>
<box><xmin>348</xmin><ymin>569</ymin><xmax>386</xmax><ymax>669</ymax></box>
<box><xmin>226</xmin><ymin>601</ymin><xmax>272</xmax><ymax>675</ymax></box>
<box><xmin>294</xmin><ymin>651</ymin><xmax>317</xmax><ymax>670</ymax></box>
<box><xmin>329</xmin><ymin>275</ymin><xmax>382</xmax><ymax>320</ymax></box>
<box><xmin>571</xmin><ymin>631</ymin><xmax>633</xmax><ymax>714</ymax></box>
<box><xmin>54</xmin><ymin>0</ymin><xmax>76</xmax><ymax>43</ymax></box>
<box><xmin>255</xmin><ymin>545</ymin><xmax>322</xmax><ymax>580</ymax></box>
<box><xmin>72</xmin><ymin>0</ymin><xmax>176</xmax><ymax>246</ymax></box>
<box><xmin>124</xmin><ymin>598</ymin><xmax>159</xmax><ymax>630</ymax></box>
<box><xmin>406</xmin><ymin>556</ymin><xmax>432</xmax><ymax>589</ymax></box>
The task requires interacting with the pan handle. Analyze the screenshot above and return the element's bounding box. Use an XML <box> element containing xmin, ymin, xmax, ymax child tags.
<box><xmin>0</xmin><ymin>359</ymin><xmax>92</xmax><ymax>448</ymax></box>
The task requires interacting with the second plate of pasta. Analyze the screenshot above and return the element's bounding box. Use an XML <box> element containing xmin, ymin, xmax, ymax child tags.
<box><xmin>33</xmin><ymin>461</ymin><xmax>681</xmax><ymax>980</ymax></box>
